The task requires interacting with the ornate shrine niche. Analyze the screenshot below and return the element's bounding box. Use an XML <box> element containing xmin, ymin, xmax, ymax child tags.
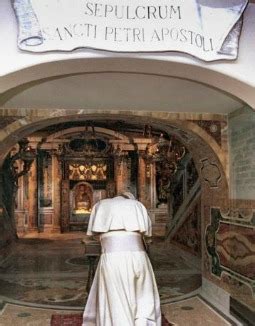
<box><xmin>10</xmin><ymin>119</ymin><xmax>200</xmax><ymax>236</ymax></box>
<box><xmin>71</xmin><ymin>182</ymin><xmax>93</xmax><ymax>214</ymax></box>
<box><xmin>4</xmin><ymin>115</ymin><xmax>226</xmax><ymax>242</ymax></box>
<box><xmin>56</xmin><ymin>131</ymin><xmax>114</xmax><ymax>230</ymax></box>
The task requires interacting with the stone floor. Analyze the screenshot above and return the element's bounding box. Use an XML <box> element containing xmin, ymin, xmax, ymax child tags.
<box><xmin>0</xmin><ymin>296</ymin><xmax>235</xmax><ymax>326</ymax></box>
<box><xmin>0</xmin><ymin>233</ymin><xmax>235</xmax><ymax>325</ymax></box>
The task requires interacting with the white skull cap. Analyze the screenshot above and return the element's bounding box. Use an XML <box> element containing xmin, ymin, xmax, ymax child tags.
<box><xmin>120</xmin><ymin>191</ymin><xmax>135</xmax><ymax>199</ymax></box>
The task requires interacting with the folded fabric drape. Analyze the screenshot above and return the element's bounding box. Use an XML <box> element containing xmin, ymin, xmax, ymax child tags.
<box><xmin>83</xmin><ymin>231</ymin><xmax>161</xmax><ymax>326</ymax></box>
<box><xmin>87</xmin><ymin>196</ymin><xmax>152</xmax><ymax>236</ymax></box>
<box><xmin>100</xmin><ymin>231</ymin><xmax>145</xmax><ymax>253</ymax></box>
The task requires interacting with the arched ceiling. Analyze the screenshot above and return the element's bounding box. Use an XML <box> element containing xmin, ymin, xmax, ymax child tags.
<box><xmin>2</xmin><ymin>72</ymin><xmax>243</xmax><ymax>114</ymax></box>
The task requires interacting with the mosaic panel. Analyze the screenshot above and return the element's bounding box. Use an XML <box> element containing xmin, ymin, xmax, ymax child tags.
<box><xmin>216</xmin><ymin>223</ymin><xmax>255</xmax><ymax>279</ymax></box>
<box><xmin>206</xmin><ymin>208</ymin><xmax>255</xmax><ymax>296</ymax></box>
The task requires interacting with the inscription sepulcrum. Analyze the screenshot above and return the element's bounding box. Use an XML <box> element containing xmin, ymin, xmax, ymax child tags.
<box><xmin>84</xmin><ymin>3</ymin><xmax>181</xmax><ymax>20</ymax></box>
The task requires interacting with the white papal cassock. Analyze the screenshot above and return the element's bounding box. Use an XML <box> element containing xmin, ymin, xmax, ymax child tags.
<box><xmin>82</xmin><ymin>196</ymin><xmax>161</xmax><ymax>326</ymax></box>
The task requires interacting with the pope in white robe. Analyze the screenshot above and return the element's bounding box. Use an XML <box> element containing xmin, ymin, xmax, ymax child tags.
<box><xmin>82</xmin><ymin>192</ymin><xmax>161</xmax><ymax>326</ymax></box>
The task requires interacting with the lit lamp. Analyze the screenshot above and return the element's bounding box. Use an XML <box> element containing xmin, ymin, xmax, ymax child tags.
<box><xmin>142</xmin><ymin>130</ymin><xmax>185</xmax><ymax>178</ymax></box>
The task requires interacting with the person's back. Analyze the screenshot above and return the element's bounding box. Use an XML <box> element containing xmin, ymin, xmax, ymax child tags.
<box><xmin>83</xmin><ymin>193</ymin><xmax>161</xmax><ymax>326</ymax></box>
<box><xmin>87</xmin><ymin>196</ymin><xmax>152</xmax><ymax>236</ymax></box>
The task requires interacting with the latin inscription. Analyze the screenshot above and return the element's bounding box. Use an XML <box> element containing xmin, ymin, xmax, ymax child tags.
<box><xmin>13</xmin><ymin>0</ymin><xmax>246</xmax><ymax>61</ymax></box>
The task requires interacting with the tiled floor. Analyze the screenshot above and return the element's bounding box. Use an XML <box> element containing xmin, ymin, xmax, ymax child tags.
<box><xmin>0</xmin><ymin>233</ymin><xmax>201</xmax><ymax>308</ymax></box>
<box><xmin>162</xmin><ymin>297</ymin><xmax>233</xmax><ymax>326</ymax></box>
<box><xmin>0</xmin><ymin>296</ymin><xmax>234</xmax><ymax>326</ymax></box>
<box><xmin>0</xmin><ymin>233</ymin><xmax>234</xmax><ymax>325</ymax></box>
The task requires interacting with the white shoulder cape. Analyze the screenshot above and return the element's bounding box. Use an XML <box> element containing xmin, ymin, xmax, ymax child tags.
<box><xmin>87</xmin><ymin>196</ymin><xmax>152</xmax><ymax>236</ymax></box>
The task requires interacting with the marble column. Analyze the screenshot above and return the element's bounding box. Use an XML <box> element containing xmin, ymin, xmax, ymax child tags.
<box><xmin>114</xmin><ymin>154</ymin><xmax>130</xmax><ymax>194</ymax></box>
<box><xmin>114</xmin><ymin>158</ymin><xmax>123</xmax><ymax>194</ymax></box>
<box><xmin>61</xmin><ymin>179</ymin><xmax>70</xmax><ymax>232</ymax></box>
<box><xmin>52</xmin><ymin>154</ymin><xmax>61</xmax><ymax>232</ymax></box>
<box><xmin>114</xmin><ymin>158</ymin><xmax>121</xmax><ymax>195</ymax></box>
<box><xmin>137</xmin><ymin>155</ymin><xmax>148</xmax><ymax>207</ymax></box>
<box><xmin>150</xmin><ymin>162</ymin><xmax>157</xmax><ymax>209</ymax></box>
<box><xmin>28</xmin><ymin>160</ymin><xmax>38</xmax><ymax>232</ymax></box>
<box><xmin>15</xmin><ymin>169</ymin><xmax>26</xmax><ymax>235</ymax></box>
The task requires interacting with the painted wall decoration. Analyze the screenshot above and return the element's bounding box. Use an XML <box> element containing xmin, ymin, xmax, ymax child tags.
<box><xmin>206</xmin><ymin>208</ymin><xmax>255</xmax><ymax>298</ymax></box>
<box><xmin>12</xmin><ymin>0</ymin><xmax>248</xmax><ymax>61</ymax></box>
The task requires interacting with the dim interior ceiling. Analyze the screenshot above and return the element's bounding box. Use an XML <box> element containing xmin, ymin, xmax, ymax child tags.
<box><xmin>2</xmin><ymin>72</ymin><xmax>244</xmax><ymax>114</ymax></box>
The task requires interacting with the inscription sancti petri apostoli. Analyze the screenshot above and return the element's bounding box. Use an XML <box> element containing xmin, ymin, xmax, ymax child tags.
<box><xmin>12</xmin><ymin>0</ymin><xmax>248</xmax><ymax>61</ymax></box>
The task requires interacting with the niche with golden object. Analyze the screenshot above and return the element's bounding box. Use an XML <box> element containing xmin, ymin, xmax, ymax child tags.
<box><xmin>72</xmin><ymin>182</ymin><xmax>93</xmax><ymax>215</ymax></box>
<box><xmin>69</xmin><ymin>162</ymin><xmax>107</xmax><ymax>181</ymax></box>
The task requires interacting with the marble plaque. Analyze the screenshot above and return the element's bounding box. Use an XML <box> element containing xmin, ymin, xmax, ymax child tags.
<box><xmin>12</xmin><ymin>0</ymin><xmax>248</xmax><ymax>61</ymax></box>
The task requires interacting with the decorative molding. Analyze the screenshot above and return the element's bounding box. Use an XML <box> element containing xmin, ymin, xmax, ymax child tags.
<box><xmin>190</xmin><ymin>120</ymin><xmax>223</xmax><ymax>146</ymax></box>
<box><xmin>220</xmin><ymin>206</ymin><xmax>255</xmax><ymax>226</ymax></box>
<box><xmin>200</xmin><ymin>158</ymin><xmax>221</xmax><ymax>188</ymax></box>
<box><xmin>0</xmin><ymin>117</ymin><xmax>22</xmax><ymax>129</ymax></box>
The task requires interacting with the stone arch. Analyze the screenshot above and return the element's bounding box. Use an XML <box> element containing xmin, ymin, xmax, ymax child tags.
<box><xmin>0</xmin><ymin>110</ymin><xmax>229</xmax><ymax>208</ymax></box>
<box><xmin>1</xmin><ymin>58</ymin><xmax>254</xmax><ymax>108</ymax></box>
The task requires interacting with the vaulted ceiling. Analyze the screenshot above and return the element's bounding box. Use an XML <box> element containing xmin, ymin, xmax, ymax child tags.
<box><xmin>2</xmin><ymin>72</ymin><xmax>244</xmax><ymax>114</ymax></box>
